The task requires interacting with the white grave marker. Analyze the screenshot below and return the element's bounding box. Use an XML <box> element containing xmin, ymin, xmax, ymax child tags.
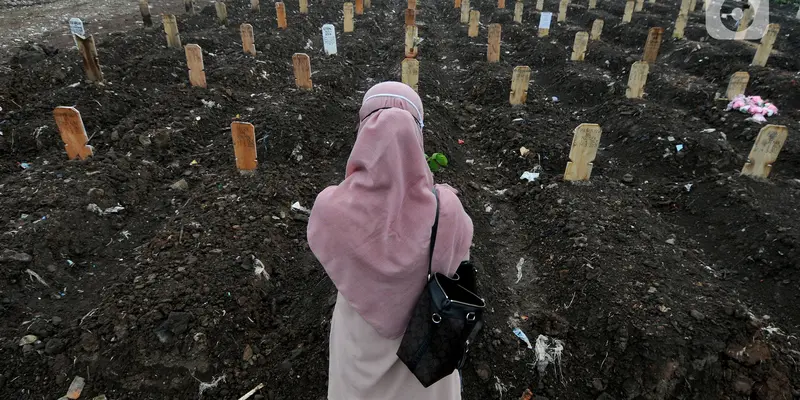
<box><xmin>69</xmin><ymin>18</ymin><xmax>85</xmax><ymax>38</ymax></box>
<box><xmin>322</xmin><ymin>24</ymin><xmax>337</xmax><ymax>55</ymax></box>
<box><xmin>539</xmin><ymin>12</ymin><xmax>553</xmax><ymax>29</ymax></box>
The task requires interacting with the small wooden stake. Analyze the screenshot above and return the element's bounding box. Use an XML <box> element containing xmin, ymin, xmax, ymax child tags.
<box><xmin>460</xmin><ymin>0</ymin><xmax>470</xmax><ymax>23</ymax></box>
<box><xmin>139</xmin><ymin>0</ymin><xmax>153</xmax><ymax>27</ymax></box>
<box><xmin>589</xmin><ymin>0</ymin><xmax>597</xmax><ymax>9</ymax></box>
<box><xmin>356</xmin><ymin>0</ymin><xmax>364</xmax><ymax>14</ymax></box>
<box><xmin>163</xmin><ymin>14</ymin><xmax>181</xmax><ymax>49</ymax></box>
<box><xmin>405</xmin><ymin>25</ymin><xmax>418</xmax><ymax>57</ymax></box>
<box><xmin>365</xmin><ymin>0</ymin><xmax>371</xmax><ymax>8</ymax></box>
<box><xmin>625</xmin><ymin>61</ymin><xmax>649</xmax><ymax>99</ymax></box>
<box><xmin>251</xmin><ymin>0</ymin><xmax>260</xmax><ymax>11</ymax></box>
<box><xmin>513</xmin><ymin>1</ymin><xmax>523</xmax><ymax>23</ymax></box>
<box><xmin>455</xmin><ymin>0</ymin><xmax>461</xmax><ymax>8</ymax></box>
<box><xmin>678</xmin><ymin>0</ymin><xmax>690</xmax><ymax>14</ymax></box>
<box><xmin>590</xmin><ymin>19</ymin><xmax>604</xmax><ymax>40</ymax></box>
<box><xmin>557</xmin><ymin>0</ymin><xmax>568</xmax><ymax>22</ymax></box>
<box><xmin>634</xmin><ymin>0</ymin><xmax>644</xmax><ymax>12</ymax></box>
<box><xmin>54</xmin><ymin>107</ymin><xmax>93</xmax><ymax>160</ymax></box>
<box><xmin>75</xmin><ymin>35</ymin><xmax>103</xmax><ymax>83</ymax></box>
<box><xmin>184</xmin><ymin>0</ymin><xmax>195</xmax><ymax>14</ymax></box>
<box><xmin>241</xmin><ymin>24</ymin><xmax>256</xmax><ymax>55</ymax></box>
<box><xmin>401</xmin><ymin>58</ymin><xmax>420</xmax><ymax>92</ymax></box>
<box><xmin>408</xmin><ymin>0</ymin><xmax>417</xmax><ymax>9</ymax></box>
<box><xmin>498</xmin><ymin>0</ymin><xmax>506</xmax><ymax>9</ymax></box>
<box><xmin>231</xmin><ymin>122</ymin><xmax>258</xmax><ymax>173</ymax></box>
<box><xmin>752</xmin><ymin>23</ymin><xmax>780</xmax><ymax>67</ymax></box>
<box><xmin>571</xmin><ymin>31</ymin><xmax>589</xmax><ymax>61</ymax></box>
<box><xmin>487</xmin><ymin>24</ymin><xmax>501</xmax><ymax>63</ymax></box>
<box><xmin>673</xmin><ymin>12</ymin><xmax>687</xmax><ymax>39</ymax></box>
<box><xmin>741</xmin><ymin>125</ymin><xmax>788</xmax><ymax>179</ymax></box>
<box><xmin>622</xmin><ymin>0</ymin><xmax>634</xmax><ymax>23</ymax></box>
<box><xmin>509</xmin><ymin>66</ymin><xmax>531</xmax><ymax>105</ymax></box>
<box><xmin>688</xmin><ymin>0</ymin><xmax>696</xmax><ymax>12</ymax></box>
<box><xmin>276</xmin><ymin>2</ymin><xmax>287</xmax><ymax>29</ymax></box>
<box><xmin>564</xmin><ymin>124</ymin><xmax>602</xmax><ymax>181</ymax></box>
<box><xmin>215</xmin><ymin>1</ymin><xmax>228</xmax><ymax>25</ymax></box>
<box><xmin>642</xmin><ymin>27</ymin><xmax>664</xmax><ymax>64</ymax></box>
<box><xmin>185</xmin><ymin>44</ymin><xmax>206</xmax><ymax>88</ymax></box>
<box><xmin>293</xmin><ymin>53</ymin><xmax>312</xmax><ymax>90</ymax></box>
<box><xmin>538</xmin><ymin>12</ymin><xmax>552</xmax><ymax>37</ymax></box>
<box><xmin>726</xmin><ymin>71</ymin><xmax>749</xmax><ymax>100</ymax></box>
<box><xmin>468</xmin><ymin>10</ymin><xmax>480</xmax><ymax>37</ymax></box>
<box><xmin>300</xmin><ymin>0</ymin><xmax>308</xmax><ymax>13</ymax></box>
<box><xmin>344</xmin><ymin>3</ymin><xmax>354</xmax><ymax>32</ymax></box>
<box><xmin>536</xmin><ymin>0</ymin><xmax>544</xmax><ymax>11</ymax></box>
<box><xmin>405</xmin><ymin>9</ymin><xmax>416</xmax><ymax>26</ymax></box>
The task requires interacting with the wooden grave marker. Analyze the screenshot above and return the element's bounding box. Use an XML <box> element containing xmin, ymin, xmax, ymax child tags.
<box><xmin>184</xmin><ymin>0</ymin><xmax>195</xmax><ymax>14</ymax></box>
<box><xmin>538</xmin><ymin>12</ymin><xmax>552</xmax><ymax>37</ymax></box>
<box><xmin>409</xmin><ymin>0</ymin><xmax>417</xmax><ymax>9</ymax></box>
<box><xmin>642</xmin><ymin>27</ymin><xmax>663</xmax><ymax>64</ymax></box>
<box><xmin>468</xmin><ymin>10</ymin><xmax>480</xmax><ymax>37</ymax></box>
<box><xmin>276</xmin><ymin>2</ymin><xmax>287</xmax><ymax>29</ymax></box>
<box><xmin>401</xmin><ymin>58</ymin><xmax>419</xmax><ymax>92</ymax></box>
<box><xmin>571</xmin><ymin>31</ymin><xmax>589</xmax><ymax>61</ymax></box>
<box><xmin>564</xmin><ymin>124</ymin><xmax>602</xmax><ymax>181</ymax></box>
<box><xmin>75</xmin><ymin>35</ymin><xmax>103</xmax><ymax>83</ymax></box>
<box><xmin>509</xmin><ymin>66</ymin><xmax>531</xmax><ymax>105</ymax></box>
<box><xmin>741</xmin><ymin>125</ymin><xmax>788</xmax><ymax>179</ymax></box>
<box><xmin>591</xmin><ymin>19</ymin><xmax>604</xmax><ymax>40</ymax></box>
<box><xmin>251</xmin><ymin>0</ymin><xmax>260</xmax><ymax>12</ymax></box>
<box><xmin>622</xmin><ymin>0</ymin><xmax>634</xmax><ymax>23</ymax></box>
<box><xmin>185</xmin><ymin>44</ymin><xmax>206</xmax><ymax>88</ymax></box>
<box><xmin>673</xmin><ymin>12</ymin><xmax>688</xmax><ymax>39</ymax></box>
<box><xmin>344</xmin><ymin>3</ymin><xmax>355</xmax><ymax>32</ymax></box>
<box><xmin>163</xmin><ymin>14</ymin><xmax>181</xmax><ymax>49</ymax></box>
<box><xmin>216</xmin><ymin>1</ymin><xmax>228</xmax><ymax>25</ymax></box>
<box><xmin>735</xmin><ymin>6</ymin><xmax>754</xmax><ymax>40</ymax></box>
<box><xmin>625</xmin><ymin>61</ymin><xmax>649</xmax><ymax>99</ymax></box>
<box><xmin>365</xmin><ymin>0</ymin><xmax>371</xmax><ymax>8</ymax></box>
<box><xmin>688</xmin><ymin>0</ymin><xmax>696</xmax><ymax>12</ymax></box>
<box><xmin>635</xmin><ymin>0</ymin><xmax>644</xmax><ymax>12</ymax></box>
<box><xmin>487</xmin><ymin>24</ymin><xmax>501</xmax><ymax>63</ymax></box>
<box><xmin>323</xmin><ymin>24</ymin><xmax>338</xmax><ymax>55</ymax></box>
<box><xmin>455</xmin><ymin>0</ymin><xmax>461</xmax><ymax>9</ymax></box>
<box><xmin>498</xmin><ymin>0</ymin><xmax>506</xmax><ymax>9</ymax></box>
<box><xmin>536</xmin><ymin>0</ymin><xmax>544</xmax><ymax>11</ymax></box>
<box><xmin>356</xmin><ymin>0</ymin><xmax>364</xmax><ymax>14</ymax></box>
<box><xmin>726</xmin><ymin>71</ymin><xmax>749</xmax><ymax>100</ymax></box>
<box><xmin>558</xmin><ymin>0</ymin><xmax>568</xmax><ymax>22</ymax></box>
<box><xmin>405</xmin><ymin>8</ymin><xmax>416</xmax><ymax>26</ymax></box>
<box><xmin>514</xmin><ymin>1</ymin><xmax>523</xmax><ymax>23</ymax></box>
<box><xmin>231</xmin><ymin>122</ymin><xmax>258</xmax><ymax>174</ymax></box>
<box><xmin>139</xmin><ymin>0</ymin><xmax>153</xmax><ymax>27</ymax></box>
<box><xmin>678</xmin><ymin>0</ymin><xmax>690</xmax><ymax>14</ymax></box>
<box><xmin>589</xmin><ymin>0</ymin><xmax>596</xmax><ymax>9</ymax></box>
<box><xmin>300</xmin><ymin>0</ymin><xmax>309</xmax><ymax>14</ymax></box>
<box><xmin>293</xmin><ymin>53</ymin><xmax>313</xmax><ymax>90</ymax></box>
<box><xmin>405</xmin><ymin>25</ymin><xmax>418</xmax><ymax>57</ymax></box>
<box><xmin>460</xmin><ymin>0</ymin><xmax>470</xmax><ymax>23</ymax></box>
<box><xmin>752</xmin><ymin>23</ymin><xmax>780</xmax><ymax>67</ymax></box>
<box><xmin>241</xmin><ymin>24</ymin><xmax>256</xmax><ymax>55</ymax></box>
<box><xmin>54</xmin><ymin>107</ymin><xmax>93</xmax><ymax>160</ymax></box>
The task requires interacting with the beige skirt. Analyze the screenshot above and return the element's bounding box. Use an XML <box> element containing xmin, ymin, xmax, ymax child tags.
<box><xmin>328</xmin><ymin>292</ymin><xmax>461</xmax><ymax>400</ymax></box>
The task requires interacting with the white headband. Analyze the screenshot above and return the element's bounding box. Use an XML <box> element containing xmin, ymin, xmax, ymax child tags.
<box><xmin>363</xmin><ymin>93</ymin><xmax>424</xmax><ymax>130</ymax></box>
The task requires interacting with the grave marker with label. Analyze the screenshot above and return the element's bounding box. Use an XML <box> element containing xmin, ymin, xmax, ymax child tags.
<box><xmin>752</xmin><ymin>23</ymin><xmax>780</xmax><ymax>67</ymax></box>
<box><xmin>591</xmin><ymin>19</ymin><xmax>603</xmax><ymax>40</ymax></box>
<box><xmin>402</xmin><ymin>58</ymin><xmax>420</xmax><ymax>92</ymax></box>
<box><xmin>461</xmin><ymin>0</ymin><xmax>470</xmax><ymax>23</ymax></box>
<box><xmin>323</xmin><ymin>24</ymin><xmax>338</xmax><ymax>55</ymax></box>
<box><xmin>538</xmin><ymin>12</ymin><xmax>552</xmax><ymax>37</ymax></box>
<box><xmin>344</xmin><ymin>3</ymin><xmax>355</xmax><ymax>32</ymax></box>
<box><xmin>468</xmin><ymin>10</ymin><xmax>480</xmax><ymax>37</ymax></box>
<box><xmin>241</xmin><ymin>24</ymin><xmax>256</xmax><ymax>55</ymax></box>
<box><xmin>487</xmin><ymin>24</ymin><xmax>501</xmax><ymax>63</ymax></box>
<box><xmin>625</xmin><ymin>61</ymin><xmax>649</xmax><ymax>99</ymax></box>
<box><xmin>185</xmin><ymin>44</ymin><xmax>206</xmax><ymax>88</ymax></box>
<box><xmin>726</xmin><ymin>71</ymin><xmax>749</xmax><ymax>100</ymax></box>
<box><xmin>514</xmin><ymin>1</ymin><xmax>523</xmax><ymax>23</ymax></box>
<box><xmin>642</xmin><ymin>27</ymin><xmax>663</xmax><ymax>63</ymax></box>
<box><xmin>509</xmin><ymin>66</ymin><xmax>531</xmax><ymax>105</ymax></box>
<box><xmin>741</xmin><ymin>124</ymin><xmax>788</xmax><ymax>179</ymax></box>
<box><xmin>571</xmin><ymin>31</ymin><xmax>589</xmax><ymax>61</ymax></box>
<box><xmin>69</xmin><ymin>17</ymin><xmax>84</xmax><ymax>49</ymax></box>
<box><xmin>54</xmin><ymin>107</ymin><xmax>93</xmax><ymax>160</ymax></box>
<box><xmin>231</xmin><ymin>122</ymin><xmax>258</xmax><ymax>174</ymax></box>
<box><xmin>163</xmin><ymin>14</ymin><xmax>181</xmax><ymax>48</ymax></box>
<box><xmin>405</xmin><ymin>25</ymin><xmax>418</xmax><ymax>57</ymax></box>
<box><xmin>216</xmin><ymin>2</ymin><xmax>228</xmax><ymax>25</ymax></box>
<box><xmin>558</xmin><ymin>0</ymin><xmax>568</xmax><ymax>22</ymax></box>
<box><xmin>293</xmin><ymin>53</ymin><xmax>313</xmax><ymax>90</ymax></box>
<box><xmin>564</xmin><ymin>123</ymin><xmax>602</xmax><ymax>181</ymax></box>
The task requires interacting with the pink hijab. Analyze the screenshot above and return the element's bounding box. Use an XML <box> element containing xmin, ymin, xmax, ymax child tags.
<box><xmin>307</xmin><ymin>82</ymin><xmax>474</xmax><ymax>339</ymax></box>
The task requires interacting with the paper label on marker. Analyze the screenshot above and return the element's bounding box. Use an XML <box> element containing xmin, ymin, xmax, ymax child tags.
<box><xmin>538</xmin><ymin>12</ymin><xmax>552</xmax><ymax>29</ymax></box>
<box><xmin>69</xmin><ymin>18</ymin><xmax>85</xmax><ymax>37</ymax></box>
<box><xmin>322</xmin><ymin>24</ymin><xmax>337</xmax><ymax>55</ymax></box>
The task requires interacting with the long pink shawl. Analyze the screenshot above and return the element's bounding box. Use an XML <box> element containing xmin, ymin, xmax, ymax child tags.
<box><xmin>307</xmin><ymin>82</ymin><xmax>474</xmax><ymax>339</ymax></box>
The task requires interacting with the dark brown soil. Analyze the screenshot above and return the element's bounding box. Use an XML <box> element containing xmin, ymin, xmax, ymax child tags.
<box><xmin>1</xmin><ymin>0</ymin><xmax>799</xmax><ymax>399</ymax></box>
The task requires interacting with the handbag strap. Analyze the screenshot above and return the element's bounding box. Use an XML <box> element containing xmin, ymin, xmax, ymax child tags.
<box><xmin>427</xmin><ymin>188</ymin><xmax>440</xmax><ymax>280</ymax></box>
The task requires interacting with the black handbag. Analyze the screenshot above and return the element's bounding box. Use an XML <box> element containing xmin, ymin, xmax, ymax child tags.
<box><xmin>397</xmin><ymin>188</ymin><xmax>486</xmax><ymax>388</ymax></box>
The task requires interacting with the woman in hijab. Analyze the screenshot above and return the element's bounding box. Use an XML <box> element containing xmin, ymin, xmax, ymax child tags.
<box><xmin>307</xmin><ymin>82</ymin><xmax>474</xmax><ymax>400</ymax></box>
